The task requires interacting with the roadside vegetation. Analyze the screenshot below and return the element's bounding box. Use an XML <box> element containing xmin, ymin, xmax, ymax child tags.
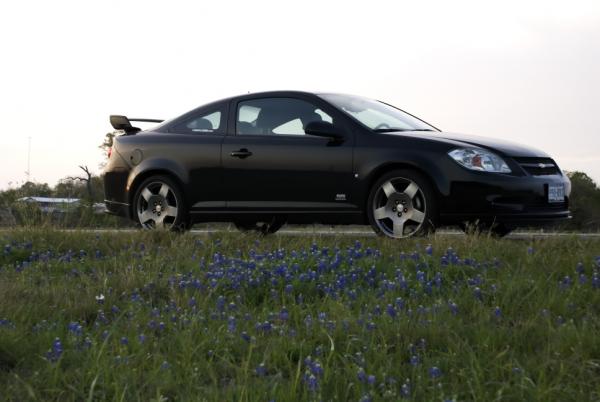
<box><xmin>0</xmin><ymin>229</ymin><xmax>599</xmax><ymax>401</ymax></box>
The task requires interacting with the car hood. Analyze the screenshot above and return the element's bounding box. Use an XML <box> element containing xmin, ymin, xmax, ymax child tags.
<box><xmin>388</xmin><ymin>131</ymin><xmax>550</xmax><ymax>158</ymax></box>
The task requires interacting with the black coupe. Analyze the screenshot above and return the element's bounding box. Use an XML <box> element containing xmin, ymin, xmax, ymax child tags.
<box><xmin>103</xmin><ymin>91</ymin><xmax>570</xmax><ymax>238</ymax></box>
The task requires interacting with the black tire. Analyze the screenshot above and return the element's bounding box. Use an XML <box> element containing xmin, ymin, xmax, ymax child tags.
<box><xmin>233</xmin><ymin>216</ymin><xmax>286</xmax><ymax>235</ymax></box>
<box><xmin>367</xmin><ymin>169</ymin><xmax>437</xmax><ymax>238</ymax></box>
<box><xmin>132</xmin><ymin>175</ymin><xmax>189</xmax><ymax>231</ymax></box>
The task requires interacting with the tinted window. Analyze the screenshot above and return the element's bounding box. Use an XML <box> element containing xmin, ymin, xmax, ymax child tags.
<box><xmin>171</xmin><ymin>108</ymin><xmax>225</xmax><ymax>134</ymax></box>
<box><xmin>237</xmin><ymin>98</ymin><xmax>332</xmax><ymax>136</ymax></box>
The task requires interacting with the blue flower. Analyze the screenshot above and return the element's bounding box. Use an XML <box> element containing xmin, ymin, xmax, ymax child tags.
<box><xmin>367</xmin><ymin>374</ymin><xmax>376</xmax><ymax>385</ymax></box>
<box><xmin>255</xmin><ymin>363</ymin><xmax>267</xmax><ymax>377</ymax></box>
<box><xmin>494</xmin><ymin>306</ymin><xmax>502</xmax><ymax>318</ymax></box>
<box><xmin>429</xmin><ymin>366</ymin><xmax>442</xmax><ymax>378</ymax></box>
<box><xmin>425</xmin><ymin>244</ymin><xmax>433</xmax><ymax>256</ymax></box>
<box><xmin>410</xmin><ymin>355</ymin><xmax>420</xmax><ymax>366</ymax></box>
<box><xmin>357</xmin><ymin>367</ymin><xmax>367</xmax><ymax>383</ymax></box>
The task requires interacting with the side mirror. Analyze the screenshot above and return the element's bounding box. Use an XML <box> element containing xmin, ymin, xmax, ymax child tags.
<box><xmin>304</xmin><ymin>121</ymin><xmax>343</xmax><ymax>140</ymax></box>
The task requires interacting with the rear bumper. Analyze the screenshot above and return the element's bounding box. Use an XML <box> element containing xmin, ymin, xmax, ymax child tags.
<box><xmin>104</xmin><ymin>200</ymin><xmax>130</xmax><ymax>219</ymax></box>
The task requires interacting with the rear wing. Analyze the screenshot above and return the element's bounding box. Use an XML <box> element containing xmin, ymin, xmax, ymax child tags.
<box><xmin>109</xmin><ymin>115</ymin><xmax>164</xmax><ymax>134</ymax></box>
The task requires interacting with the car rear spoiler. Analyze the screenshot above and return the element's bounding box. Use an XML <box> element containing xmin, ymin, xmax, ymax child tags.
<box><xmin>110</xmin><ymin>115</ymin><xmax>164</xmax><ymax>134</ymax></box>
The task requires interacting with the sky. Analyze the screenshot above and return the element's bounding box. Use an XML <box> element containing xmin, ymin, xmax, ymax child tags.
<box><xmin>0</xmin><ymin>0</ymin><xmax>599</xmax><ymax>189</ymax></box>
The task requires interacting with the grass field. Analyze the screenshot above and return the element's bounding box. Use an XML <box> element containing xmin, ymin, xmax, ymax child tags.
<box><xmin>0</xmin><ymin>228</ymin><xmax>599</xmax><ymax>401</ymax></box>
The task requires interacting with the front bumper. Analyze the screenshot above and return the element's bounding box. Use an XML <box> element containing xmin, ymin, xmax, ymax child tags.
<box><xmin>438</xmin><ymin>170</ymin><xmax>571</xmax><ymax>227</ymax></box>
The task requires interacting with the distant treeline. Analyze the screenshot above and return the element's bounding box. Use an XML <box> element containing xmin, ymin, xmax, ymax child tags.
<box><xmin>1</xmin><ymin>172</ymin><xmax>599</xmax><ymax>230</ymax></box>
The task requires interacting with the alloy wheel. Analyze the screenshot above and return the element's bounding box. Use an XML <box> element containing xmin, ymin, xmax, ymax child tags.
<box><xmin>371</xmin><ymin>177</ymin><xmax>427</xmax><ymax>238</ymax></box>
<box><xmin>136</xmin><ymin>181</ymin><xmax>179</xmax><ymax>229</ymax></box>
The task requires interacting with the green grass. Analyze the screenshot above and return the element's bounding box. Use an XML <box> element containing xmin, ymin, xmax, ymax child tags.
<box><xmin>0</xmin><ymin>228</ymin><xmax>599</xmax><ymax>401</ymax></box>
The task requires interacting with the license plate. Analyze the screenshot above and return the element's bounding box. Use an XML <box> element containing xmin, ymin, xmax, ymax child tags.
<box><xmin>548</xmin><ymin>184</ymin><xmax>564</xmax><ymax>203</ymax></box>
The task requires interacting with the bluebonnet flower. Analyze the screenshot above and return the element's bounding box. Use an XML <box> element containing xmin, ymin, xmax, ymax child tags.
<box><xmin>279</xmin><ymin>307</ymin><xmax>289</xmax><ymax>321</ymax></box>
<box><xmin>527</xmin><ymin>246</ymin><xmax>534</xmax><ymax>255</ymax></box>
<box><xmin>494</xmin><ymin>306</ymin><xmax>502</xmax><ymax>318</ymax></box>
<box><xmin>227</xmin><ymin>316</ymin><xmax>236</xmax><ymax>333</ymax></box>
<box><xmin>559</xmin><ymin>276</ymin><xmax>572</xmax><ymax>290</ymax></box>
<box><xmin>401</xmin><ymin>381</ymin><xmax>411</xmax><ymax>397</ymax></box>
<box><xmin>160</xmin><ymin>360</ymin><xmax>171</xmax><ymax>370</ymax></box>
<box><xmin>138</xmin><ymin>333</ymin><xmax>146</xmax><ymax>343</ymax></box>
<box><xmin>304</xmin><ymin>373</ymin><xmax>319</xmax><ymax>392</ymax></box>
<box><xmin>359</xmin><ymin>394</ymin><xmax>373</xmax><ymax>402</ymax></box>
<box><xmin>255</xmin><ymin>363</ymin><xmax>267</xmax><ymax>377</ymax></box>
<box><xmin>241</xmin><ymin>331</ymin><xmax>251</xmax><ymax>342</ymax></box>
<box><xmin>386</xmin><ymin>304</ymin><xmax>396</xmax><ymax>318</ymax></box>
<box><xmin>67</xmin><ymin>322</ymin><xmax>83</xmax><ymax>337</ymax></box>
<box><xmin>410</xmin><ymin>355</ymin><xmax>420</xmax><ymax>366</ymax></box>
<box><xmin>357</xmin><ymin>368</ymin><xmax>367</xmax><ymax>383</ymax></box>
<box><xmin>120</xmin><ymin>337</ymin><xmax>129</xmax><ymax>345</ymax></box>
<box><xmin>429</xmin><ymin>366</ymin><xmax>442</xmax><ymax>378</ymax></box>
<box><xmin>425</xmin><ymin>244</ymin><xmax>433</xmax><ymax>256</ymax></box>
<box><xmin>367</xmin><ymin>374</ymin><xmax>376</xmax><ymax>385</ymax></box>
<box><xmin>46</xmin><ymin>337</ymin><xmax>63</xmax><ymax>363</ymax></box>
<box><xmin>473</xmin><ymin>287</ymin><xmax>483</xmax><ymax>301</ymax></box>
<box><xmin>95</xmin><ymin>294</ymin><xmax>105</xmax><ymax>304</ymax></box>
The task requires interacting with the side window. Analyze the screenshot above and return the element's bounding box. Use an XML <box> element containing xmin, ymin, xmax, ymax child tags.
<box><xmin>236</xmin><ymin>98</ymin><xmax>333</xmax><ymax>136</ymax></box>
<box><xmin>171</xmin><ymin>107</ymin><xmax>225</xmax><ymax>134</ymax></box>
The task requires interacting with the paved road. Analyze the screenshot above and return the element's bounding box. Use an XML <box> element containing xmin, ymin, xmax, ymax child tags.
<box><xmin>12</xmin><ymin>227</ymin><xmax>597</xmax><ymax>239</ymax></box>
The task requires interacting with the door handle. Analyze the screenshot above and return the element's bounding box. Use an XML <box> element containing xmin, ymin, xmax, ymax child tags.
<box><xmin>230</xmin><ymin>148</ymin><xmax>253</xmax><ymax>159</ymax></box>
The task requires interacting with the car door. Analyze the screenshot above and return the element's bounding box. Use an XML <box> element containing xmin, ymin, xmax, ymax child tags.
<box><xmin>221</xmin><ymin>95</ymin><xmax>356</xmax><ymax>212</ymax></box>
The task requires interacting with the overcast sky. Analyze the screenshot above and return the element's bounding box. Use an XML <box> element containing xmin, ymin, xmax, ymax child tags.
<box><xmin>1</xmin><ymin>0</ymin><xmax>599</xmax><ymax>189</ymax></box>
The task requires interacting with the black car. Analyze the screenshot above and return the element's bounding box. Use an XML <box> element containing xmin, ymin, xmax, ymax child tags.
<box><xmin>104</xmin><ymin>91</ymin><xmax>570</xmax><ymax>238</ymax></box>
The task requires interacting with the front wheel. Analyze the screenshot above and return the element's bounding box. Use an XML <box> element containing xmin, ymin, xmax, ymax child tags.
<box><xmin>133</xmin><ymin>175</ymin><xmax>188</xmax><ymax>231</ymax></box>
<box><xmin>367</xmin><ymin>169</ymin><xmax>437</xmax><ymax>239</ymax></box>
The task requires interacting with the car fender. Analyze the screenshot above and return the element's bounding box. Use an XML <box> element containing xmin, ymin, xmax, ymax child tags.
<box><xmin>126</xmin><ymin>157</ymin><xmax>189</xmax><ymax>194</ymax></box>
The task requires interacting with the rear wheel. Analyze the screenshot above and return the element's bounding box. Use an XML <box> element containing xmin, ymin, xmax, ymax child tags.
<box><xmin>133</xmin><ymin>175</ymin><xmax>188</xmax><ymax>231</ymax></box>
<box><xmin>233</xmin><ymin>217</ymin><xmax>286</xmax><ymax>235</ymax></box>
<box><xmin>367</xmin><ymin>169</ymin><xmax>437</xmax><ymax>238</ymax></box>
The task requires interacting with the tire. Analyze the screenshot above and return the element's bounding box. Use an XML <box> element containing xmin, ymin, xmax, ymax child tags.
<box><xmin>459</xmin><ymin>222</ymin><xmax>513</xmax><ymax>238</ymax></box>
<box><xmin>133</xmin><ymin>175</ymin><xmax>189</xmax><ymax>231</ymax></box>
<box><xmin>367</xmin><ymin>169</ymin><xmax>437</xmax><ymax>238</ymax></box>
<box><xmin>233</xmin><ymin>216</ymin><xmax>286</xmax><ymax>235</ymax></box>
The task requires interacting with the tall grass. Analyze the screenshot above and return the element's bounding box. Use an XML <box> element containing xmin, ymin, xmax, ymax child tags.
<box><xmin>0</xmin><ymin>228</ymin><xmax>599</xmax><ymax>401</ymax></box>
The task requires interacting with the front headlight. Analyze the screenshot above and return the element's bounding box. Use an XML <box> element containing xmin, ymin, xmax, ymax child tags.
<box><xmin>448</xmin><ymin>148</ymin><xmax>511</xmax><ymax>173</ymax></box>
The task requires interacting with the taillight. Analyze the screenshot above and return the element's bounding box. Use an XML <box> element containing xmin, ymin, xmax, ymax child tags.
<box><xmin>107</xmin><ymin>147</ymin><xmax>113</xmax><ymax>158</ymax></box>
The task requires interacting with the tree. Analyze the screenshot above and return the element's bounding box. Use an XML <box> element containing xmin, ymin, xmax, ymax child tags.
<box><xmin>67</xmin><ymin>166</ymin><xmax>95</xmax><ymax>204</ymax></box>
<box><xmin>566</xmin><ymin>171</ymin><xmax>600</xmax><ymax>230</ymax></box>
<box><xmin>99</xmin><ymin>131</ymin><xmax>117</xmax><ymax>168</ymax></box>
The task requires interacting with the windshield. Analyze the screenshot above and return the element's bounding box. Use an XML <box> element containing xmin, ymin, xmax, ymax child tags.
<box><xmin>319</xmin><ymin>94</ymin><xmax>437</xmax><ymax>132</ymax></box>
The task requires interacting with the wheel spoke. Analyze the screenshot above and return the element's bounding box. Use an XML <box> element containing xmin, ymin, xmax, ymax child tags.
<box><xmin>141</xmin><ymin>188</ymin><xmax>153</xmax><ymax>202</ymax></box>
<box><xmin>155</xmin><ymin>215</ymin><xmax>166</xmax><ymax>229</ymax></box>
<box><xmin>139</xmin><ymin>210</ymin><xmax>154</xmax><ymax>223</ymax></box>
<box><xmin>381</xmin><ymin>181</ymin><xmax>397</xmax><ymax>198</ymax></box>
<box><xmin>410</xmin><ymin>209</ymin><xmax>425</xmax><ymax>223</ymax></box>
<box><xmin>159</xmin><ymin>184</ymin><xmax>169</xmax><ymax>198</ymax></box>
<box><xmin>373</xmin><ymin>206</ymin><xmax>389</xmax><ymax>220</ymax></box>
<box><xmin>393</xmin><ymin>218</ymin><xmax>406</xmax><ymax>236</ymax></box>
<box><xmin>404</xmin><ymin>182</ymin><xmax>418</xmax><ymax>199</ymax></box>
<box><xmin>164</xmin><ymin>206</ymin><xmax>178</xmax><ymax>218</ymax></box>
